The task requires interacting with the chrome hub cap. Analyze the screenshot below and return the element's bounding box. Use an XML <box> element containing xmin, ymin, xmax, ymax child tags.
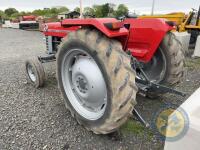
<box><xmin>61</xmin><ymin>49</ymin><xmax>107</xmax><ymax>120</ymax></box>
<box><xmin>27</xmin><ymin>64</ymin><xmax>36</xmax><ymax>82</ymax></box>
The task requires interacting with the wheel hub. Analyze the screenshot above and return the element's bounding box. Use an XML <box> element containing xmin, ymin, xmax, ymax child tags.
<box><xmin>61</xmin><ymin>49</ymin><xmax>107</xmax><ymax>120</ymax></box>
<box><xmin>71</xmin><ymin>57</ymin><xmax>107</xmax><ymax>110</ymax></box>
<box><xmin>27</xmin><ymin>64</ymin><xmax>36</xmax><ymax>82</ymax></box>
<box><xmin>75</xmin><ymin>76</ymin><xmax>88</xmax><ymax>93</ymax></box>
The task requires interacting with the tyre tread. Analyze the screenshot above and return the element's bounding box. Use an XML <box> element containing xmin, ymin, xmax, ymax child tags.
<box><xmin>57</xmin><ymin>29</ymin><xmax>138</xmax><ymax>134</ymax></box>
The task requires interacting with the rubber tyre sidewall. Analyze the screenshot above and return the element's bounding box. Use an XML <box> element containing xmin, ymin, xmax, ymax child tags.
<box><xmin>159</xmin><ymin>45</ymin><xmax>172</xmax><ymax>85</ymax></box>
<box><xmin>57</xmin><ymin>39</ymin><xmax>112</xmax><ymax>128</ymax></box>
<box><xmin>158</xmin><ymin>32</ymin><xmax>184</xmax><ymax>86</ymax></box>
<box><xmin>25</xmin><ymin>59</ymin><xmax>45</xmax><ymax>88</ymax></box>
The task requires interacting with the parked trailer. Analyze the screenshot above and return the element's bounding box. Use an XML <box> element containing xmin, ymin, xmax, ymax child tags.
<box><xmin>19</xmin><ymin>16</ymin><xmax>39</xmax><ymax>30</ymax></box>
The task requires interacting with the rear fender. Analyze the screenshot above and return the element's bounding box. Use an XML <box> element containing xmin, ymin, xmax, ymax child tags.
<box><xmin>124</xmin><ymin>18</ymin><xmax>174</xmax><ymax>62</ymax></box>
<box><xmin>44</xmin><ymin>19</ymin><xmax>129</xmax><ymax>49</ymax></box>
<box><xmin>61</xmin><ymin>18</ymin><xmax>129</xmax><ymax>38</ymax></box>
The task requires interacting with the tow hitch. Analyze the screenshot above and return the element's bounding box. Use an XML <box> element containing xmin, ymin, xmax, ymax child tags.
<box><xmin>131</xmin><ymin>56</ymin><xmax>186</xmax><ymax>127</ymax></box>
<box><xmin>131</xmin><ymin>56</ymin><xmax>186</xmax><ymax>97</ymax></box>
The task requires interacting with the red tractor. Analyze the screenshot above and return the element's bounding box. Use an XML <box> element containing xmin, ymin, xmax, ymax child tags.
<box><xmin>25</xmin><ymin>16</ymin><xmax>185</xmax><ymax>134</ymax></box>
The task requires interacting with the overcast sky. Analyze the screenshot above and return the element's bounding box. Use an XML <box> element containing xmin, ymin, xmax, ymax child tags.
<box><xmin>0</xmin><ymin>0</ymin><xmax>199</xmax><ymax>14</ymax></box>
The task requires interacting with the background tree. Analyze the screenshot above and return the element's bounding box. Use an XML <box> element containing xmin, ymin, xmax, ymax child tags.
<box><xmin>84</xmin><ymin>7</ymin><xmax>95</xmax><ymax>16</ymax></box>
<box><xmin>32</xmin><ymin>7</ymin><xmax>69</xmax><ymax>18</ymax></box>
<box><xmin>4</xmin><ymin>8</ymin><xmax>18</xmax><ymax>17</ymax></box>
<box><xmin>93</xmin><ymin>3</ymin><xmax>117</xmax><ymax>18</ymax></box>
<box><xmin>50</xmin><ymin>8</ymin><xmax>59</xmax><ymax>14</ymax></box>
<box><xmin>101</xmin><ymin>3</ymin><xmax>110</xmax><ymax>17</ymax></box>
<box><xmin>57</xmin><ymin>7</ymin><xmax>69</xmax><ymax>13</ymax></box>
<box><xmin>114</xmin><ymin>4</ymin><xmax>129</xmax><ymax>17</ymax></box>
<box><xmin>32</xmin><ymin>9</ymin><xmax>47</xmax><ymax>16</ymax></box>
<box><xmin>1</xmin><ymin>4</ymin><xmax>129</xmax><ymax>20</ymax></box>
<box><xmin>93</xmin><ymin>5</ymin><xmax>103</xmax><ymax>18</ymax></box>
<box><xmin>74</xmin><ymin>7</ymin><xmax>80</xmax><ymax>13</ymax></box>
<box><xmin>10</xmin><ymin>12</ymin><xmax>21</xmax><ymax>19</ymax></box>
<box><xmin>0</xmin><ymin>10</ymin><xmax>6</xmax><ymax>18</ymax></box>
<box><xmin>0</xmin><ymin>10</ymin><xmax>6</xmax><ymax>23</ymax></box>
<box><xmin>107</xmin><ymin>3</ymin><xmax>116</xmax><ymax>17</ymax></box>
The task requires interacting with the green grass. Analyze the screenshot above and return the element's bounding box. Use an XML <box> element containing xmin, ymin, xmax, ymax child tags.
<box><xmin>185</xmin><ymin>58</ymin><xmax>200</xmax><ymax>69</ymax></box>
<box><xmin>120</xmin><ymin>120</ymin><xmax>153</xmax><ymax>140</ymax></box>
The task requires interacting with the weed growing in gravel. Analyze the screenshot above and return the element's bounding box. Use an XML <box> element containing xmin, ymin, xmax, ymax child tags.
<box><xmin>185</xmin><ymin>58</ymin><xmax>200</xmax><ymax>69</ymax></box>
<box><xmin>120</xmin><ymin>120</ymin><xmax>153</xmax><ymax>140</ymax></box>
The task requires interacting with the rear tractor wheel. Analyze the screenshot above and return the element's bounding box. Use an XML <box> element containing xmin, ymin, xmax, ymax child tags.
<box><xmin>138</xmin><ymin>32</ymin><xmax>185</xmax><ymax>98</ymax></box>
<box><xmin>56</xmin><ymin>29</ymin><xmax>138</xmax><ymax>134</ymax></box>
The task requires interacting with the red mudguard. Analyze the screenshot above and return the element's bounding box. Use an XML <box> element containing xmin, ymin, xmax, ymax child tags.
<box><xmin>44</xmin><ymin>18</ymin><xmax>173</xmax><ymax>63</ymax></box>
<box><xmin>44</xmin><ymin>18</ymin><xmax>129</xmax><ymax>38</ymax></box>
<box><xmin>124</xmin><ymin>18</ymin><xmax>174</xmax><ymax>62</ymax></box>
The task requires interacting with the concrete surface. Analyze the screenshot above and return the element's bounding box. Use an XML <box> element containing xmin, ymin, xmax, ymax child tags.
<box><xmin>174</xmin><ymin>32</ymin><xmax>191</xmax><ymax>54</ymax></box>
<box><xmin>164</xmin><ymin>88</ymin><xmax>200</xmax><ymax>150</ymax></box>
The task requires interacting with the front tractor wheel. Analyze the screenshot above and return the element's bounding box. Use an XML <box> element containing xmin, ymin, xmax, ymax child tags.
<box><xmin>57</xmin><ymin>29</ymin><xmax>138</xmax><ymax>134</ymax></box>
<box><xmin>25</xmin><ymin>58</ymin><xmax>45</xmax><ymax>88</ymax></box>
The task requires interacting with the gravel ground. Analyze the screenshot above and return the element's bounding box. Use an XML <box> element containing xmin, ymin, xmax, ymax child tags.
<box><xmin>0</xmin><ymin>28</ymin><xmax>200</xmax><ymax>150</ymax></box>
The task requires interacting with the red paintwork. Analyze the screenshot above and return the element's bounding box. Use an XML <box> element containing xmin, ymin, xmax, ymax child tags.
<box><xmin>43</xmin><ymin>22</ymin><xmax>79</xmax><ymax>37</ymax></box>
<box><xmin>61</xmin><ymin>18</ymin><xmax>129</xmax><ymax>38</ymax></box>
<box><xmin>124</xmin><ymin>18</ymin><xmax>173</xmax><ymax>62</ymax></box>
<box><xmin>21</xmin><ymin>15</ymin><xmax>36</xmax><ymax>21</ymax></box>
<box><xmin>44</xmin><ymin>18</ymin><xmax>173</xmax><ymax>62</ymax></box>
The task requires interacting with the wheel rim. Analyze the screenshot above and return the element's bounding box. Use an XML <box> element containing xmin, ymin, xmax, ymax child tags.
<box><xmin>61</xmin><ymin>49</ymin><xmax>107</xmax><ymax>121</ymax></box>
<box><xmin>139</xmin><ymin>48</ymin><xmax>167</xmax><ymax>83</ymax></box>
<box><xmin>27</xmin><ymin>64</ymin><xmax>36</xmax><ymax>82</ymax></box>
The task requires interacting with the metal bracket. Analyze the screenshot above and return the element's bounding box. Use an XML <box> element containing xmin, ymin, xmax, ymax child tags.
<box><xmin>131</xmin><ymin>56</ymin><xmax>186</xmax><ymax>97</ymax></box>
<box><xmin>38</xmin><ymin>54</ymin><xmax>56</xmax><ymax>63</ymax></box>
<box><xmin>136</xmin><ymin>78</ymin><xmax>186</xmax><ymax>97</ymax></box>
<box><xmin>132</xmin><ymin>108</ymin><xmax>150</xmax><ymax>128</ymax></box>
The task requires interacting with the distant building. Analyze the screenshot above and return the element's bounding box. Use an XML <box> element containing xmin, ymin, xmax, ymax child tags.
<box><xmin>58</xmin><ymin>11</ymin><xmax>80</xmax><ymax>20</ymax></box>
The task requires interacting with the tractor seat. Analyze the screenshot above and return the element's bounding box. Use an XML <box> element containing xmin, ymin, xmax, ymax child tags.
<box><xmin>126</xmin><ymin>13</ymin><xmax>138</xmax><ymax>19</ymax></box>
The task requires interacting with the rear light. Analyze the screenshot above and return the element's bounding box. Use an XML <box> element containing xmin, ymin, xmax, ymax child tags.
<box><xmin>104</xmin><ymin>22</ymin><xmax>123</xmax><ymax>30</ymax></box>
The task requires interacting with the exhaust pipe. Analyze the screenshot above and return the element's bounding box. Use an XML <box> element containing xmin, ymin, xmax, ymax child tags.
<box><xmin>80</xmin><ymin>0</ymin><xmax>83</xmax><ymax>19</ymax></box>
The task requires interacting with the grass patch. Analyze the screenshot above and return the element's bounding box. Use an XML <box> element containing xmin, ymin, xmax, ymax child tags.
<box><xmin>120</xmin><ymin>120</ymin><xmax>153</xmax><ymax>140</ymax></box>
<box><xmin>185</xmin><ymin>58</ymin><xmax>200</xmax><ymax>69</ymax></box>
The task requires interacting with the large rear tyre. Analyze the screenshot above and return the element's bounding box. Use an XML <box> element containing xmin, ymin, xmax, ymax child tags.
<box><xmin>57</xmin><ymin>29</ymin><xmax>138</xmax><ymax>134</ymax></box>
<box><xmin>140</xmin><ymin>32</ymin><xmax>185</xmax><ymax>98</ymax></box>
